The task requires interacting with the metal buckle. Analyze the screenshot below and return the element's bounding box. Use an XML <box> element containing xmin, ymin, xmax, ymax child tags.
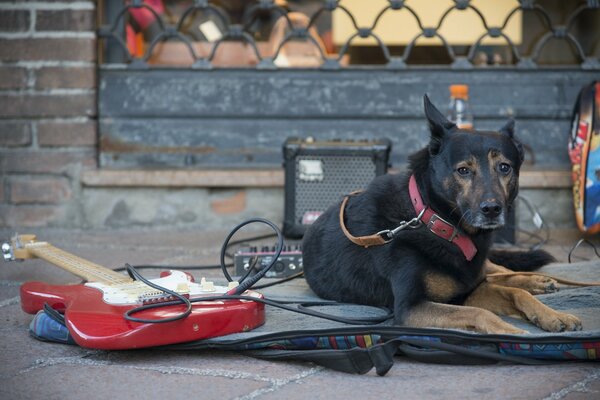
<box><xmin>376</xmin><ymin>230</ymin><xmax>394</xmax><ymax>243</ymax></box>
<box><xmin>427</xmin><ymin>214</ymin><xmax>457</xmax><ymax>242</ymax></box>
<box><xmin>376</xmin><ymin>208</ymin><xmax>426</xmax><ymax>244</ymax></box>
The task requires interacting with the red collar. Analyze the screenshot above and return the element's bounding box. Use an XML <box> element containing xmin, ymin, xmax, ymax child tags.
<box><xmin>409</xmin><ymin>175</ymin><xmax>477</xmax><ymax>261</ymax></box>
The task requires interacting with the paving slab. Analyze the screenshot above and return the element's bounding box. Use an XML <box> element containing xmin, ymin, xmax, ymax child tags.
<box><xmin>0</xmin><ymin>228</ymin><xmax>599</xmax><ymax>400</ymax></box>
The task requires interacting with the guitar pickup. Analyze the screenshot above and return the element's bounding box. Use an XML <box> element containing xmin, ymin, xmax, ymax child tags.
<box><xmin>138</xmin><ymin>283</ymin><xmax>191</xmax><ymax>305</ymax></box>
<box><xmin>139</xmin><ymin>292</ymin><xmax>191</xmax><ymax>305</ymax></box>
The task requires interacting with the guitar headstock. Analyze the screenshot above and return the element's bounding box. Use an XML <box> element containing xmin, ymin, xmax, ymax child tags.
<box><xmin>2</xmin><ymin>234</ymin><xmax>38</xmax><ymax>261</ymax></box>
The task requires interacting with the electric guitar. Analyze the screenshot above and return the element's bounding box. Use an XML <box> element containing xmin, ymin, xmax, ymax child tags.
<box><xmin>2</xmin><ymin>234</ymin><xmax>265</xmax><ymax>350</ymax></box>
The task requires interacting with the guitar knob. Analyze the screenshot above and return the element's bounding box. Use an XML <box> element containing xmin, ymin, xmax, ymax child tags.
<box><xmin>200</xmin><ymin>277</ymin><xmax>215</xmax><ymax>292</ymax></box>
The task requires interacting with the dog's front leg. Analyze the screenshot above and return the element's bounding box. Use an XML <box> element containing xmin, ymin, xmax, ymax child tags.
<box><xmin>404</xmin><ymin>301</ymin><xmax>527</xmax><ymax>334</ymax></box>
<box><xmin>464</xmin><ymin>281</ymin><xmax>582</xmax><ymax>332</ymax></box>
<box><xmin>484</xmin><ymin>260</ymin><xmax>559</xmax><ymax>294</ymax></box>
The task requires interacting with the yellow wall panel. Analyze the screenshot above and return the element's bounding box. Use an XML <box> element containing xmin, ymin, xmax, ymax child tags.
<box><xmin>333</xmin><ymin>0</ymin><xmax>522</xmax><ymax>46</ymax></box>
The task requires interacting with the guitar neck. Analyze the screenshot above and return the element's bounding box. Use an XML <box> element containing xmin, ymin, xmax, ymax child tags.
<box><xmin>25</xmin><ymin>242</ymin><xmax>131</xmax><ymax>285</ymax></box>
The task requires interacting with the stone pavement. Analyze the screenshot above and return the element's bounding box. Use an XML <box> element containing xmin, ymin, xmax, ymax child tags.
<box><xmin>1</xmin><ymin>227</ymin><xmax>599</xmax><ymax>400</ymax></box>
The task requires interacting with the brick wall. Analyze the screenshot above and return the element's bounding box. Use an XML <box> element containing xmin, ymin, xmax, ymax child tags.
<box><xmin>0</xmin><ymin>0</ymin><xmax>97</xmax><ymax>228</ymax></box>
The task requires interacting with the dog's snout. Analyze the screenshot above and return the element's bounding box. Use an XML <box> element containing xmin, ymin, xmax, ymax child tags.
<box><xmin>480</xmin><ymin>200</ymin><xmax>502</xmax><ymax>218</ymax></box>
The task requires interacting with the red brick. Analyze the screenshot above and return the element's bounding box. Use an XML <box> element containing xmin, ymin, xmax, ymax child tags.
<box><xmin>37</xmin><ymin>120</ymin><xmax>97</xmax><ymax>147</ymax></box>
<box><xmin>0</xmin><ymin>150</ymin><xmax>96</xmax><ymax>173</ymax></box>
<box><xmin>0</xmin><ymin>93</ymin><xmax>95</xmax><ymax>118</ymax></box>
<box><xmin>0</xmin><ymin>38</ymin><xmax>95</xmax><ymax>62</ymax></box>
<box><xmin>9</xmin><ymin>176</ymin><xmax>71</xmax><ymax>204</ymax></box>
<box><xmin>36</xmin><ymin>9</ymin><xmax>95</xmax><ymax>31</ymax></box>
<box><xmin>0</xmin><ymin>204</ymin><xmax>66</xmax><ymax>228</ymax></box>
<box><xmin>210</xmin><ymin>191</ymin><xmax>247</xmax><ymax>214</ymax></box>
<box><xmin>0</xmin><ymin>121</ymin><xmax>31</xmax><ymax>147</ymax></box>
<box><xmin>0</xmin><ymin>10</ymin><xmax>30</xmax><ymax>32</ymax></box>
<box><xmin>0</xmin><ymin>67</ymin><xmax>28</xmax><ymax>89</ymax></box>
<box><xmin>35</xmin><ymin>66</ymin><xmax>95</xmax><ymax>89</ymax></box>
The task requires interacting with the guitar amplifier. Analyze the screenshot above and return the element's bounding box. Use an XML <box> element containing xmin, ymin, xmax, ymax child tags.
<box><xmin>283</xmin><ymin>137</ymin><xmax>391</xmax><ymax>238</ymax></box>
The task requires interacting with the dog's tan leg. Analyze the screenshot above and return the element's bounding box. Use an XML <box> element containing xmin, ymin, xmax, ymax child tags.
<box><xmin>464</xmin><ymin>282</ymin><xmax>581</xmax><ymax>332</ymax></box>
<box><xmin>405</xmin><ymin>301</ymin><xmax>527</xmax><ymax>334</ymax></box>
<box><xmin>484</xmin><ymin>260</ymin><xmax>559</xmax><ymax>294</ymax></box>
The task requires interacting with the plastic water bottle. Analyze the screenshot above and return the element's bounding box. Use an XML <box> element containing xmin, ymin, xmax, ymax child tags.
<box><xmin>448</xmin><ymin>84</ymin><xmax>474</xmax><ymax>129</ymax></box>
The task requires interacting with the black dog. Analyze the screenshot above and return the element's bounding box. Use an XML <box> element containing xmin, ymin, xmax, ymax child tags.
<box><xmin>302</xmin><ymin>95</ymin><xmax>582</xmax><ymax>334</ymax></box>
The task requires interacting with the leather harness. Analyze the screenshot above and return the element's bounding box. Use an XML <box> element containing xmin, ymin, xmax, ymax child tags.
<box><xmin>339</xmin><ymin>175</ymin><xmax>478</xmax><ymax>261</ymax></box>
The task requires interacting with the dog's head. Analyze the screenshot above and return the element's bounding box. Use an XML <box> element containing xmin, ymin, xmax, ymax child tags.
<box><xmin>422</xmin><ymin>94</ymin><xmax>524</xmax><ymax>233</ymax></box>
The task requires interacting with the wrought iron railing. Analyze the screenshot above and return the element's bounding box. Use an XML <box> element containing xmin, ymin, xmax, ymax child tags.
<box><xmin>98</xmin><ymin>0</ymin><xmax>600</xmax><ymax>69</ymax></box>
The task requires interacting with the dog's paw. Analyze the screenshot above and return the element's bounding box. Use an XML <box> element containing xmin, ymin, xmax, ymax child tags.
<box><xmin>531</xmin><ymin>310</ymin><xmax>582</xmax><ymax>332</ymax></box>
<box><xmin>524</xmin><ymin>275</ymin><xmax>559</xmax><ymax>295</ymax></box>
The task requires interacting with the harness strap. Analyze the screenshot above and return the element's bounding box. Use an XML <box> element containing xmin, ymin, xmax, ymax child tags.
<box><xmin>339</xmin><ymin>193</ymin><xmax>388</xmax><ymax>248</ymax></box>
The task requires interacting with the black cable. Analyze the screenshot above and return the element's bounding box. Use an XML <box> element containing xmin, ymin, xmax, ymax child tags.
<box><xmin>568</xmin><ymin>238</ymin><xmax>600</xmax><ymax>263</ymax></box>
<box><xmin>494</xmin><ymin>196</ymin><xmax>549</xmax><ymax>251</ymax></box>
<box><xmin>124</xmin><ymin>292</ymin><xmax>393</xmax><ymax>326</ymax></box>
<box><xmin>219</xmin><ymin>218</ymin><xmax>284</xmax><ymax>296</ymax></box>
<box><xmin>515</xmin><ymin>195</ymin><xmax>550</xmax><ymax>251</ymax></box>
<box><xmin>223</xmin><ymin>232</ymin><xmax>277</xmax><ymax>259</ymax></box>
<box><xmin>252</xmin><ymin>271</ymin><xmax>304</xmax><ymax>289</ymax></box>
<box><xmin>238</xmin><ymin>255</ymin><xmax>260</xmax><ymax>285</ymax></box>
<box><xmin>123</xmin><ymin>263</ymin><xmax>193</xmax><ymax>324</ymax></box>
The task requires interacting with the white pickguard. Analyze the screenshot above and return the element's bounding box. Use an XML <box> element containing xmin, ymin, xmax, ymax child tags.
<box><xmin>86</xmin><ymin>270</ymin><xmax>233</xmax><ymax>305</ymax></box>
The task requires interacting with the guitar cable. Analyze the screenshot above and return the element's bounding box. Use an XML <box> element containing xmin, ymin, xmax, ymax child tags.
<box><xmin>124</xmin><ymin>262</ymin><xmax>193</xmax><ymax>323</ymax></box>
<box><xmin>122</xmin><ymin>217</ymin><xmax>393</xmax><ymax>325</ymax></box>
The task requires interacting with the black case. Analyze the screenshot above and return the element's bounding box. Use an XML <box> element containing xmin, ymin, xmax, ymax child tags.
<box><xmin>283</xmin><ymin>137</ymin><xmax>391</xmax><ymax>238</ymax></box>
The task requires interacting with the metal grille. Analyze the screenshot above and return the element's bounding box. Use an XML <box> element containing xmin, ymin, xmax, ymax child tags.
<box><xmin>293</xmin><ymin>155</ymin><xmax>376</xmax><ymax>224</ymax></box>
<box><xmin>99</xmin><ymin>0</ymin><xmax>600</xmax><ymax>69</ymax></box>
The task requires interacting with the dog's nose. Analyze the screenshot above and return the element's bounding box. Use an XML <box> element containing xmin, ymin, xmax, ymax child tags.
<box><xmin>480</xmin><ymin>200</ymin><xmax>502</xmax><ymax>218</ymax></box>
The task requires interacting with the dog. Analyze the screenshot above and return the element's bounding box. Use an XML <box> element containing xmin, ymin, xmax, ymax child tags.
<box><xmin>302</xmin><ymin>95</ymin><xmax>582</xmax><ymax>334</ymax></box>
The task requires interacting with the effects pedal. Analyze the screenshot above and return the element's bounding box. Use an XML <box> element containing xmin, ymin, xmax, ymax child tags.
<box><xmin>234</xmin><ymin>245</ymin><xmax>303</xmax><ymax>278</ymax></box>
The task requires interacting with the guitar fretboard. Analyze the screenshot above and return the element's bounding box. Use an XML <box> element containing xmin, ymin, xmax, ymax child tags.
<box><xmin>26</xmin><ymin>242</ymin><xmax>131</xmax><ymax>285</ymax></box>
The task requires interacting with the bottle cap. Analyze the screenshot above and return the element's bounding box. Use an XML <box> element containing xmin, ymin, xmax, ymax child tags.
<box><xmin>450</xmin><ymin>84</ymin><xmax>469</xmax><ymax>100</ymax></box>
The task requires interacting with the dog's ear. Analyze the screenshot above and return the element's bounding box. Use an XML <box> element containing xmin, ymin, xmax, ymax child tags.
<box><xmin>499</xmin><ymin>119</ymin><xmax>524</xmax><ymax>163</ymax></box>
<box><xmin>499</xmin><ymin>119</ymin><xmax>515</xmax><ymax>138</ymax></box>
<box><xmin>424</xmin><ymin>94</ymin><xmax>455</xmax><ymax>155</ymax></box>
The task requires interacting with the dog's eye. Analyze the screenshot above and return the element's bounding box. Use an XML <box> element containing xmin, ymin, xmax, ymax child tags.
<box><xmin>498</xmin><ymin>163</ymin><xmax>512</xmax><ymax>174</ymax></box>
<box><xmin>456</xmin><ymin>167</ymin><xmax>470</xmax><ymax>176</ymax></box>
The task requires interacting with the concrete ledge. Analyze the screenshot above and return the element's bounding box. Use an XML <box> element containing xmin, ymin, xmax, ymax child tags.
<box><xmin>81</xmin><ymin>168</ymin><xmax>572</xmax><ymax>189</ymax></box>
<box><xmin>81</xmin><ymin>169</ymin><xmax>285</xmax><ymax>188</ymax></box>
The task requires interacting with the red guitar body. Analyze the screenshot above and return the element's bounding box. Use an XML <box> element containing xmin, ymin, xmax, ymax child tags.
<box><xmin>20</xmin><ymin>281</ymin><xmax>265</xmax><ymax>350</ymax></box>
